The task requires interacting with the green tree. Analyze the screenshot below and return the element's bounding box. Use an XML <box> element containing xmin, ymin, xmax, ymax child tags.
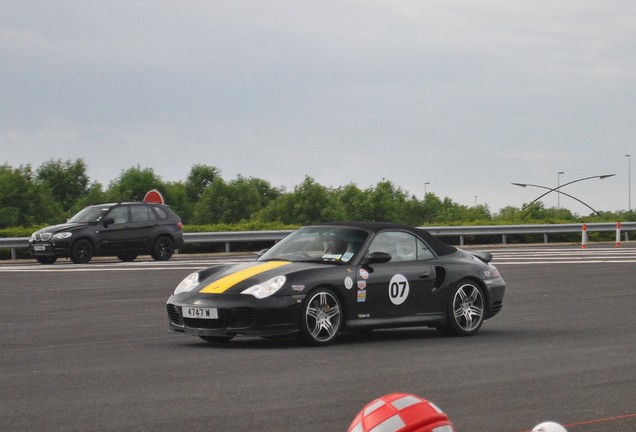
<box><xmin>465</xmin><ymin>204</ymin><xmax>492</xmax><ymax>222</ymax></box>
<box><xmin>259</xmin><ymin>176</ymin><xmax>334</xmax><ymax>225</ymax></box>
<box><xmin>330</xmin><ymin>183</ymin><xmax>367</xmax><ymax>221</ymax></box>
<box><xmin>36</xmin><ymin>158</ymin><xmax>90</xmax><ymax>213</ymax></box>
<box><xmin>436</xmin><ymin>197</ymin><xmax>469</xmax><ymax>223</ymax></box>
<box><xmin>107</xmin><ymin>166</ymin><xmax>165</xmax><ymax>202</ymax></box>
<box><xmin>358</xmin><ymin>180</ymin><xmax>406</xmax><ymax>222</ymax></box>
<box><xmin>247</xmin><ymin>177</ymin><xmax>283</xmax><ymax>205</ymax></box>
<box><xmin>421</xmin><ymin>193</ymin><xmax>444</xmax><ymax>224</ymax></box>
<box><xmin>69</xmin><ymin>183</ymin><xmax>108</xmax><ymax>214</ymax></box>
<box><xmin>192</xmin><ymin>176</ymin><xmax>278</xmax><ymax>224</ymax></box>
<box><xmin>402</xmin><ymin>195</ymin><xmax>427</xmax><ymax>226</ymax></box>
<box><xmin>515</xmin><ymin>201</ymin><xmax>577</xmax><ymax>223</ymax></box>
<box><xmin>186</xmin><ymin>165</ymin><xmax>220</xmax><ymax>202</ymax></box>
<box><xmin>494</xmin><ymin>205</ymin><xmax>522</xmax><ymax>223</ymax></box>
<box><xmin>163</xmin><ymin>181</ymin><xmax>191</xmax><ymax>223</ymax></box>
<box><xmin>0</xmin><ymin>164</ymin><xmax>62</xmax><ymax>227</ymax></box>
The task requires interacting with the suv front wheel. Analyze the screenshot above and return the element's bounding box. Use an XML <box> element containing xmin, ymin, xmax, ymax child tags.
<box><xmin>70</xmin><ymin>238</ymin><xmax>94</xmax><ymax>264</ymax></box>
<box><xmin>117</xmin><ymin>252</ymin><xmax>138</xmax><ymax>262</ymax></box>
<box><xmin>36</xmin><ymin>256</ymin><xmax>57</xmax><ymax>265</ymax></box>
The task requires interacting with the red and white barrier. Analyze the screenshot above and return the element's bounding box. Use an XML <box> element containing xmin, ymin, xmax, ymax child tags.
<box><xmin>581</xmin><ymin>223</ymin><xmax>587</xmax><ymax>249</ymax></box>
<box><xmin>616</xmin><ymin>221</ymin><xmax>622</xmax><ymax>248</ymax></box>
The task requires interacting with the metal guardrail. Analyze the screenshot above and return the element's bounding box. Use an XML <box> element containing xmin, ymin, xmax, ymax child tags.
<box><xmin>2</xmin><ymin>222</ymin><xmax>635</xmax><ymax>260</ymax></box>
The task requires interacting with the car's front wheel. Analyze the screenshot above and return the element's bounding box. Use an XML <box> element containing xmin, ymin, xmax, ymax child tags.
<box><xmin>117</xmin><ymin>252</ymin><xmax>138</xmax><ymax>262</ymax></box>
<box><xmin>70</xmin><ymin>239</ymin><xmax>94</xmax><ymax>264</ymax></box>
<box><xmin>438</xmin><ymin>279</ymin><xmax>485</xmax><ymax>336</ymax></box>
<box><xmin>299</xmin><ymin>288</ymin><xmax>342</xmax><ymax>346</ymax></box>
<box><xmin>35</xmin><ymin>256</ymin><xmax>57</xmax><ymax>265</ymax></box>
<box><xmin>151</xmin><ymin>236</ymin><xmax>174</xmax><ymax>261</ymax></box>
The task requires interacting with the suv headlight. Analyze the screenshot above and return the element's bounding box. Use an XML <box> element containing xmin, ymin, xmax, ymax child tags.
<box><xmin>52</xmin><ymin>232</ymin><xmax>72</xmax><ymax>240</ymax></box>
<box><xmin>241</xmin><ymin>276</ymin><xmax>286</xmax><ymax>299</ymax></box>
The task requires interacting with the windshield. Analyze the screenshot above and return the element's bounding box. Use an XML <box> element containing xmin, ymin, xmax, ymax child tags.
<box><xmin>259</xmin><ymin>226</ymin><xmax>369</xmax><ymax>264</ymax></box>
<box><xmin>67</xmin><ymin>205</ymin><xmax>112</xmax><ymax>223</ymax></box>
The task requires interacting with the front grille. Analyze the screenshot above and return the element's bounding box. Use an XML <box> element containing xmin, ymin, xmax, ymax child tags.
<box><xmin>227</xmin><ymin>308</ymin><xmax>256</xmax><ymax>329</ymax></box>
<box><xmin>166</xmin><ymin>304</ymin><xmax>183</xmax><ymax>326</ymax></box>
<box><xmin>183</xmin><ymin>317</ymin><xmax>225</xmax><ymax>329</ymax></box>
<box><xmin>168</xmin><ymin>305</ymin><xmax>258</xmax><ymax>331</ymax></box>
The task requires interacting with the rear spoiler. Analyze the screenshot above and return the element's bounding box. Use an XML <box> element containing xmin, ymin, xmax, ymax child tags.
<box><xmin>471</xmin><ymin>251</ymin><xmax>493</xmax><ymax>264</ymax></box>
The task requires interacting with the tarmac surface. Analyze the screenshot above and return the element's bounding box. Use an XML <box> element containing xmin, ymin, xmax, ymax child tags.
<box><xmin>0</xmin><ymin>247</ymin><xmax>634</xmax><ymax>431</ymax></box>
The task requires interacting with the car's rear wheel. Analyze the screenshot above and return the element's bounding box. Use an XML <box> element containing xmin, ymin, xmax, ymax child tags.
<box><xmin>199</xmin><ymin>336</ymin><xmax>233</xmax><ymax>344</ymax></box>
<box><xmin>36</xmin><ymin>256</ymin><xmax>57</xmax><ymax>265</ymax></box>
<box><xmin>299</xmin><ymin>288</ymin><xmax>342</xmax><ymax>346</ymax></box>
<box><xmin>151</xmin><ymin>236</ymin><xmax>174</xmax><ymax>261</ymax></box>
<box><xmin>70</xmin><ymin>239</ymin><xmax>94</xmax><ymax>264</ymax></box>
<box><xmin>117</xmin><ymin>252</ymin><xmax>138</xmax><ymax>262</ymax></box>
<box><xmin>438</xmin><ymin>279</ymin><xmax>485</xmax><ymax>336</ymax></box>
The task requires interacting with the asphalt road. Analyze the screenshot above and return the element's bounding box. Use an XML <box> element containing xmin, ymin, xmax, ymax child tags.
<box><xmin>0</xmin><ymin>248</ymin><xmax>634</xmax><ymax>432</ymax></box>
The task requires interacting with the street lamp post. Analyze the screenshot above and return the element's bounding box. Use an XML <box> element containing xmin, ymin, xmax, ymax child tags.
<box><xmin>557</xmin><ymin>171</ymin><xmax>564</xmax><ymax>210</ymax></box>
<box><xmin>626</xmin><ymin>155</ymin><xmax>631</xmax><ymax>211</ymax></box>
<box><xmin>424</xmin><ymin>182</ymin><xmax>430</xmax><ymax>197</ymax></box>
<box><xmin>512</xmin><ymin>174</ymin><xmax>616</xmax><ymax>216</ymax></box>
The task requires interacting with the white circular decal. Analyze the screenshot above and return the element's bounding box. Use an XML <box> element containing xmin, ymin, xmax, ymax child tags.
<box><xmin>344</xmin><ymin>276</ymin><xmax>353</xmax><ymax>290</ymax></box>
<box><xmin>389</xmin><ymin>274</ymin><xmax>409</xmax><ymax>305</ymax></box>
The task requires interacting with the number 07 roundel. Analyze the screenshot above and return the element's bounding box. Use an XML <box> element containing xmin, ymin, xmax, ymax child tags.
<box><xmin>389</xmin><ymin>274</ymin><xmax>409</xmax><ymax>305</ymax></box>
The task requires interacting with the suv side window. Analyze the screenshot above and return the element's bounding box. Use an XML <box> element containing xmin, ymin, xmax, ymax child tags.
<box><xmin>153</xmin><ymin>206</ymin><xmax>168</xmax><ymax>219</ymax></box>
<box><xmin>131</xmin><ymin>205</ymin><xmax>150</xmax><ymax>222</ymax></box>
<box><xmin>107</xmin><ymin>206</ymin><xmax>129</xmax><ymax>224</ymax></box>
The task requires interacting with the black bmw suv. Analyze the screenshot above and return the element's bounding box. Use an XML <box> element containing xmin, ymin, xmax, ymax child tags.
<box><xmin>29</xmin><ymin>202</ymin><xmax>184</xmax><ymax>264</ymax></box>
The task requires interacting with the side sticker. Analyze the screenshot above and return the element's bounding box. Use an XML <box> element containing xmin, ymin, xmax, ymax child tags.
<box><xmin>389</xmin><ymin>274</ymin><xmax>409</xmax><ymax>305</ymax></box>
<box><xmin>357</xmin><ymin>290</ymin><xmax>367</xmax><ymax>303</ymax></box>
<box><xmin>344</xmin><ymin>277</ymin><xmax>354</xmax><ymax>290</ymax></box>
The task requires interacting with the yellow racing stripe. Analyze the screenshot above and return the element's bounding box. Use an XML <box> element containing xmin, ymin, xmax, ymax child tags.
<box><xmin>199</xmin><ymin>261</ymin><xmax>291</xmax><ymax>294</ymax></box>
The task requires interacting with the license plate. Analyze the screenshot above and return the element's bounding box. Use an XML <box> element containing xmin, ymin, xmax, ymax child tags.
<box><xmin>34</xmin><ymin>245</ymin><xmax>46</xmax><ymax>251</ymax></box>
<box><xmin>182</xmin><ymin>307</ymin><xmax>218</xmax><ymax>319</ymax></box>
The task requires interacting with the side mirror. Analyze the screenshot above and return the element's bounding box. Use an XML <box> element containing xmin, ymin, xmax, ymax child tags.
<box><xmin>367</xmin><ymin>251</ymin><xmax>392</xmax><ymax>264</ymax></box>
<box><xmin>102</xmin><ymin>217</ymin><xmax>115</xmax><ymax>227</ymax></box>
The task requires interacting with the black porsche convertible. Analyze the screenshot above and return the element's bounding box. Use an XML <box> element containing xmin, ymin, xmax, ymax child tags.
<box><xmin>166</xmin><ymin>222</ymin><xmax>505</xmax><ymax>345</ymax></box>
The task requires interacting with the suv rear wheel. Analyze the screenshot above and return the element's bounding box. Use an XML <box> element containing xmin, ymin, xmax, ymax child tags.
<box><xmin>151</xmin><ymin>236</ymin><xmax>175</xmax><ymax>261</ymax></box>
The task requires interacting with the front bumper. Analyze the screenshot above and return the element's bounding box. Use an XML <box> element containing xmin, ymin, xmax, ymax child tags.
<box><xmin>29</xmin><ymin>241</ymin><xmax>69</xmax><ymax>258</ymax></box>
<box><xmin>484</xmin><ymin>277</ymin><xmax>505</xmax><ymax>319</ymax></box>
<box><xmin>167</xmin><ymin>293</ymin><xmax>304</xmax><ymax>338</ymax></box>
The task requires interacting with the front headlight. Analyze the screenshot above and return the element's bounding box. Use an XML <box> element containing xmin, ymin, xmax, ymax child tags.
<box><xmin>173</xmin><ymin>272</ymin><xmax>200</xmax><ymax>295</ymax></box>
<box><xmin>241</xmin><ymin>276</ymin><xmax>286</xmax><ymax>299</ymax></box>
<box><xmin>52</xmin><ymin>232</ymin><xmax>72</xmax><ymax>240</ymax></box>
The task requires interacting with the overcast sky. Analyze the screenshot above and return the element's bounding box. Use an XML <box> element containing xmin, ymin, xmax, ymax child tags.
<box><xmin>2</xmin><ymin>1</ymin><xmax>635</xmax><ymax>215</ymax></box>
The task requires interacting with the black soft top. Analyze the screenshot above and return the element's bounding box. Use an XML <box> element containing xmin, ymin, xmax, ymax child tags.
<box><xmin>320</xmin><ymin>221</ymin><xmax>458</xmax><ymax>257</ymax></box>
